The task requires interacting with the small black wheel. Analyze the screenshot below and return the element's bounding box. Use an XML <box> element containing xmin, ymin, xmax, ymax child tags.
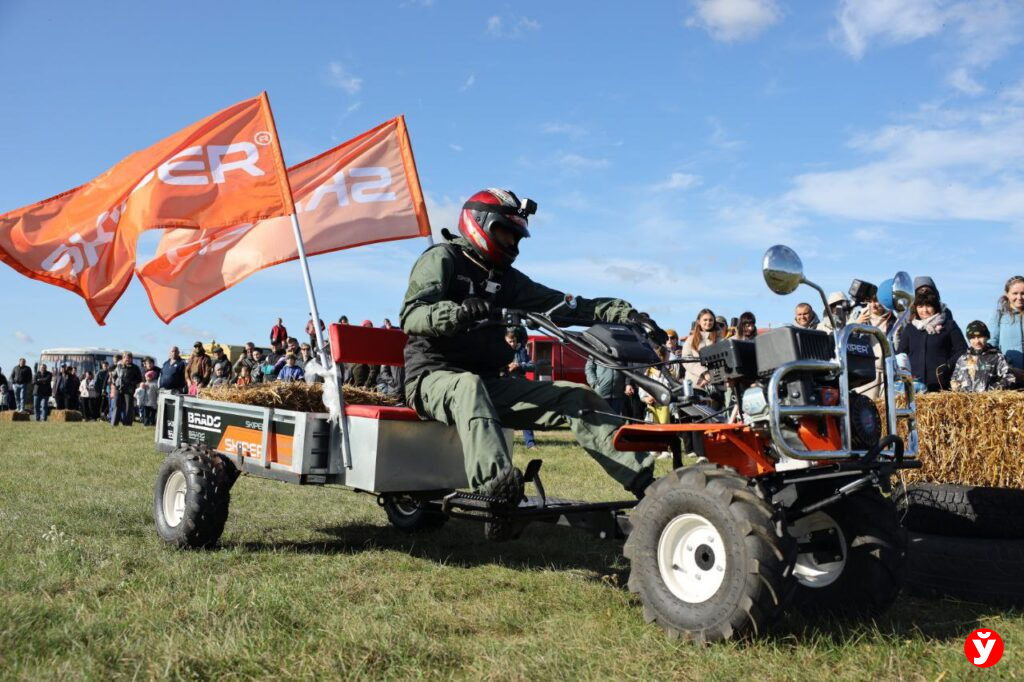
<box><xmin>624</xmin><ymin>464</ymin><xmax>795</xmax><ymax>643</ymax></box>
<box><xmin>788</xmin><ymin>487</ymin><xmax>905</xmax><ymax>618</ymax></box>
<box><xmin>906</xmin><ymin>532</ymin><xmax>1024</xmax><ymax>606</ymax></box>
<box><xmin>894</xmin><ymin>482</ymin><xmax>1024</xmax><ymax>539</ymax></box>
<box><xmin>382</xmin><ymin>495</ymin><xmax>448</xmax><ymax>532</ymax></box>
<box><xmin>154</xmin><ymin>445</ymin><xmax>237</xmax><ymax>549</ymax></box>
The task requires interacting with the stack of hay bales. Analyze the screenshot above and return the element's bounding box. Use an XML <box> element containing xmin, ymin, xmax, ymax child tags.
<box><xmin>49</xmin><ymin>409</ymin><xmax>83</xmax><ymax>422</ymax></box>
<box><xmin>892</xmin><ymin>391</ymin><xmax>1024</xmax><ymax>489</ymax></box>
<box><xmin>0</xmin><ymin>411</ymin><xmax>31</xmax><ymax>422</ymax></box>
<box><xmin>199</xmin><ymin>382</ymin><xmax>399</xmax><ymax>413</ymax></box>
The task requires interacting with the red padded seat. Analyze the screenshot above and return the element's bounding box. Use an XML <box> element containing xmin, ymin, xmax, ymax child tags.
<box><xmin>344</xmin><ymin>404</ymin><xmax>421</xmax><ymax>422</ymax></box>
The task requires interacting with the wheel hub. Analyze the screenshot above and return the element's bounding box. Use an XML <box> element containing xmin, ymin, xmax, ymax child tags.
<box><xmin>790</xmin><ymin>511</ymin><xmax>847</xmax><ymax>588</ymax></box>
<box><xmin>162</xmin><ymin>470</ymin><xmax>187</xmax><ymax>528</ymax></box>
<box><xmin>657</xmin><ymin>513</ymin><xmax>727</xmax><ymax>604</ymax></box>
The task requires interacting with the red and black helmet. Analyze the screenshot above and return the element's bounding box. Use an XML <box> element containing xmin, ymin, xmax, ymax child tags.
<box><xmin>458</xmin><ymin>188</ymin><xmax>536</xmax><ymax>269</ymax></box>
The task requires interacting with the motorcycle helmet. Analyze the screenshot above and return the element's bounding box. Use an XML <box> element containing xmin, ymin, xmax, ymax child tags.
<box><xmin>458</xmin><ymin>188</ymin><xmax>536</xmax><ymax>269</ymax></box>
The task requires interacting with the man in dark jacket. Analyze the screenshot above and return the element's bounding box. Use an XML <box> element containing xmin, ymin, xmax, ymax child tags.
<box><xmin>32</xmin><ymin>364</ymin><xmax>53</xmax><ymax>421</ymax></box>
<box><xmin>160</xmin><ymin>347</ymin><xmax>187</xmax><ymax>394</ymax></box>
<box><xmin>65</xmin><ymin>368</ymin><xmax>81</xmax><ymax>412</ymax></box>
<box><xmin>400</xmin><ymin>188</ymin><xmax>660</xmax><ymax>520</ymax></box>
<box><xmin>211</xmin><ymin>346</ymin><xmax>233</xmax><ymax>382</ymax></box>
<box><xmin>11</xmin><ymin>358</ymin><xmax>31</xmax><ymax>412</ymax></box>
<box><xmin>95</xmin><ymin>361</ymin><xmax>111</xmax><ymax>419</ymax></box>
<box><xmin>111</xmin><ymin>353</ymin><xmax>143</xmax><ymax>426</ymax></box>
<box><xmin>53</xmin><ymin>366</ymin><xmax>68</xmax><ymax>410</ymax></box>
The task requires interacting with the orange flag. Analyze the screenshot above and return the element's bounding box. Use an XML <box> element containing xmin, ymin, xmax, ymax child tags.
<box><xmin>136</xmin><ymin>116</ymin><xmax>430</xmax><ymax>323</ymax></box>
<box><xmin>0</xmin><ymin>93</ymin><xmax>294</xmax><ymax>324</ymax></box>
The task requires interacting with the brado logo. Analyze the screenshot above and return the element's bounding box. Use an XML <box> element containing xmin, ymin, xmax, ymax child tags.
<box><xmin>964</xmin><ymin>628</ymin><xmax>1004</xmax><ymax>668</ymax></box>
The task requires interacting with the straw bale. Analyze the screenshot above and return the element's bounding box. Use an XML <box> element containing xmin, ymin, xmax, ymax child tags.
<box><xmin>198</xmin><ymin>382</ymin><xmax>400</xmax><ymax>413</ymax></box>
<box><xmin>49</xmin><ymin>409</ymin><xmax>83</xmax><ymax>422</ymax></box>
<box><xmin>883</xmin><ymin>391</ymin><xmax>1024</xmax><ymax>489</ymax></box>
<box><xmin>0</xmin><ymin>411</ymin><xmax>31</xmax><ymax>422</ymax></box>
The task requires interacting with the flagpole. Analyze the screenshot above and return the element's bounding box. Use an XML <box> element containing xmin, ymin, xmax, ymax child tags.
<box><xmin>288</xmin><ymin>211</ymin><xmax>332</xmax><ymax>368</ymax></box>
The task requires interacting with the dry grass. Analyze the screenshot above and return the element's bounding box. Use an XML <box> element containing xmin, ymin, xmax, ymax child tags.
<box><xmin>199</xmin><ymin>381</ymin><xmax>400</xmax><ymax>413</ymax></box>
<box><xmin>892</xmin><ymin>391</ymin><xmax>1024</xmax><ymax>488</ymax></box>
<box><xmin>0</xmin><ymin>411</ymin><xmax>30</xmax><ymax>422</ymax></box>
<box><xmin>48</xmin><ymin>409</ymin><xmax>82</xmax><ymax>422</ymax></box>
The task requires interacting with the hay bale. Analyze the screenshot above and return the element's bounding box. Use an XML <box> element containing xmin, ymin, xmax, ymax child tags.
<box><xmin>0</xmin><ymin>411</ymin><xmax>30</xmax><ymax>422</ymax></box>
<box><xmin>888</xmin><ymin>391</ymin><xmax>1024</xmax><ymax>489</ymax></box>
<box><xmin>198</xmin><ymin>382</ymin><xmax>399</xmax><ymax>413</ymax></box>
<box><xmin>49</xmin><ymin>409</ymin><xmax>83</xmax><ymax>422</ymax></box>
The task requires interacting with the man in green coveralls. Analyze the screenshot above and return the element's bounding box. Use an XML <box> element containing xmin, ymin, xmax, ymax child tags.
<box><xmin>400</xmin><ymin>188</ymin><xmax>660</xmax><ymax>523</ymax></box>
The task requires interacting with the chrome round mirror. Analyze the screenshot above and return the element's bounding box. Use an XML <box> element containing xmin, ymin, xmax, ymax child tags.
<box><xmin>762</xmin><ymin>245</ymin><xmax>804</xmax><ymax>295</ymax></box>
<box><xmin>891</xmin><ymin>271</ymin><xmax>913</xmax><ymax>313</ymax></box>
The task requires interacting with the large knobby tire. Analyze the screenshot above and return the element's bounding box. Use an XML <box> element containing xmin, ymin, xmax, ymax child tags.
<box><xmin>154</xmin><ymin>446</ymin><xmax>237</xmax><ymax>549</ymax></box>
<box><xmin>381</xmin><ymin>495</ymin><xmax>449</xmax><ymax>532</ymax></box>
<box><xmin>906</xmin><ymin>532</ymin><xmax>1024</xmax><ymax>606</ymax></box>
<box><xmin>894</xmin><ymin>482</ymin><xmax>1024</xmax><ymax>539</ymax></box>
<box><xmin>788</xmin><ymin>487</ymin><xmax>905</xmax><ymax>618</ymax></box>
<box><xmin>624</xmin><ymin>464</ymin><xmax>795</xmax><ymax>643</ymax></box>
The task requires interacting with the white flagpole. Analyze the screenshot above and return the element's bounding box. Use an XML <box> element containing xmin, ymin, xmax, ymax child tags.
<box><xmin>288</xmin><ymin>212</ymin><xmax>331</xmax><ymax>368</ymax></box>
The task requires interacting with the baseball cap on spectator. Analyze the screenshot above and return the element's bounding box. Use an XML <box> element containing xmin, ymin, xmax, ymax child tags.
<box><xmin>827</xmin><ymin>291</ymin><xmax>847</xmax><ymax>307</ymax></box>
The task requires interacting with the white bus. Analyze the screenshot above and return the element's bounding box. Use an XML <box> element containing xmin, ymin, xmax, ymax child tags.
<box><xmin>37</xmin><ymin>347</ymin><xmax>150</xmax><ymax>376</ymax></box>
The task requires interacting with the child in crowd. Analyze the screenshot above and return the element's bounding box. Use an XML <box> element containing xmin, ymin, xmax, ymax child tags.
<box><xmin>144</xmin><ymin>370</ymin><xmax>159</xmax><ymax>425</ymax></box>
<box><xmin>188</xmin><ymin>372</ymin><xmax>203</xmax><ymax>396</ymax></box>
<box><xmin>951</xmin><ymin>321</ymin><xmax>1016</xmax><ymax>393</ymax></box>
<box><xmin>209</xmin><ymin>365</ymin><xmax>230</xmax><ymax>387</ymax></box>
<box><xmin>277</xmin><ymin>354</ymin><xmax>305</xmax><ymax>383</ymax></box>
<box><xmin>236</xmin><ymin>365</ymin><xmax>253</xmax><ymax>386</ymax></box>
<box><xmin>133</xmin><ymin>382</ymin><xmax>147</xmax><ymax>423</ymax></box>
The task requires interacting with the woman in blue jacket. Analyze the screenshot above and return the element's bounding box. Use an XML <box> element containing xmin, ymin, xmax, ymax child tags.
<box><xmin>989</xmin><ymin>275</ymin><xmax>1024</xmax><ymax>381</ymax></box>
<box><xmin>897</xmin><ymin>292</ymin><xmax>967</xmax><ymax>392</ymax></box>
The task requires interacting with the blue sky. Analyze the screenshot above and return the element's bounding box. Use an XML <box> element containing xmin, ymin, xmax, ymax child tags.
<box><xmin>2</xmin><ymin>0</ymin><xmax>1022</xmax><ymax>367</ymax></box>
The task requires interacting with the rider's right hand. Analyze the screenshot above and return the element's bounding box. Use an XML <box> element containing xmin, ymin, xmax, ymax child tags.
<box><xmin>458</xmin><ymin>297</ymin><xmax>492</xmax><ymax>323</ymax></box>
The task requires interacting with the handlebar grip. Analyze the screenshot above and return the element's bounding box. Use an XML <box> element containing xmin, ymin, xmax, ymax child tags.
<box><xmin>630</xmin><ymin>373</ymin><xmax>673</xmax><ymax>406</ymax></box>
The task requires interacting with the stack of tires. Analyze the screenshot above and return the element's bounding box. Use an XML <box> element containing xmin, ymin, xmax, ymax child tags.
<box><xmin>895</xmin><ymin>482</ymin><xmax>1024</xmax><ymax>605</ymax></box>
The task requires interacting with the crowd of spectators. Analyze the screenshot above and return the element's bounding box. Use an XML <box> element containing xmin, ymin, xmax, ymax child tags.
<box><xmin>3</xmin><ymin>273</ymin><xmax>1022</xmax><ymax>433</ymax></box>
<box><xmin>575</xmin><ymin>273</ymin><xmax>1024</xmax><ymax>437</ymax></box>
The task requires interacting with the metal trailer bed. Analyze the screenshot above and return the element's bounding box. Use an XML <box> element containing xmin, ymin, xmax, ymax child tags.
<box><xmin>155</xmin><ymin>392</ymin><xmax>510</xmax><ymax>493</ymax></box>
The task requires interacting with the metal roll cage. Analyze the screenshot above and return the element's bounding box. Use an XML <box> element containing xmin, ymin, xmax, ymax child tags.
<box><xmin>767</xmin><ymin>318</ymin><xmax>918</xmax><ymax>461</ymax></box>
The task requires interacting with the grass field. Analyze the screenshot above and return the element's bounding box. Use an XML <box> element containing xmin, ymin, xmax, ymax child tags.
<box><xmin>1</xmin><ymin>422</ymin><xmax>1022</xmax><ymax>681</ymax></box>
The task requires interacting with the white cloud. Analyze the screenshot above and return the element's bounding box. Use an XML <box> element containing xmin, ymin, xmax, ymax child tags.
<box><xmin>832</xmin><ymin>1</ymin><xmax>1022</xmax><ymax>95</ymax></box>
<box><xmin>852</xmin><ymin>227</ymin><xmax>889</xmax><ymax>242</ymax></box>
<box><xmin>557</xmin><ymin>153</ymin><xmax>610</xmax><ymax>171</ymax></box>
<box><xmin>785</xmin><ymin>100</ymin><xmax>1024</xmax><ymax>223</ymax></box>
<box><xmin>459</xmin><ymin>74</ymin><xmax>475</xmax><ymax>92</ymax></box>
<box><xmin>449</xmin><ymin>143</ymin><xmax>463</xmax><ymax>152</ymax></box>
<box><xmin>326</xmin><ymin>61</ymin><xmax>363</xmax><ymax>94</ymax></box>
<box><xmin>173</xmin><ymin>323</ymin><xmax>217</xmax><ymax>341</ymax></box>
<box><xmin>486</xmin><ymin>14</ymin><xmax>540</xmax><ymax>38</ymax></box>
<box><xmin>947</xmin><ymin>67</ymin><xmax>984</xmax><ymax>95</ymax></box>
<box><xmin>14</xmin><ymin>331</ymin><xmax>33</xmax><ymax>344</ymax></box>
<box><xmin>832</xmin><ymin>0</ymin><xmax>946</xmax><ymax>59</ymax></box>
<box><xmin>708</xmin><ymin>117</ymin><xmax>743</xmax><ymax>150</ymax></box>
<box><xmin>685</xmin><ymin>0</ymin><xmax>781</xmax><ymax>42</ymax></box>
<box><xmin>652</xmin><ymin>172</ymin><xmax>702</xmax><ymax>192</ymax></box>
<box><xmin>542</xmin><ymin>122</ymin><xmax>590</xmax><ymax>138</ymax></box>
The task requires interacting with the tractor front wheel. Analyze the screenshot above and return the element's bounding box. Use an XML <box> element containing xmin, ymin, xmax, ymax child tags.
<box><xmin>624</xmin><ymin>465</ymin><xmax>795</xmax><ymax>643</ymax></box>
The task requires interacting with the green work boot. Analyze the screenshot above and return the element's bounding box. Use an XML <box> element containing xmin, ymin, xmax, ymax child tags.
<box><xmin>479</xmin><ymin>466</ymin><xmax>525</xmax><ymax>542</ymax></box>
